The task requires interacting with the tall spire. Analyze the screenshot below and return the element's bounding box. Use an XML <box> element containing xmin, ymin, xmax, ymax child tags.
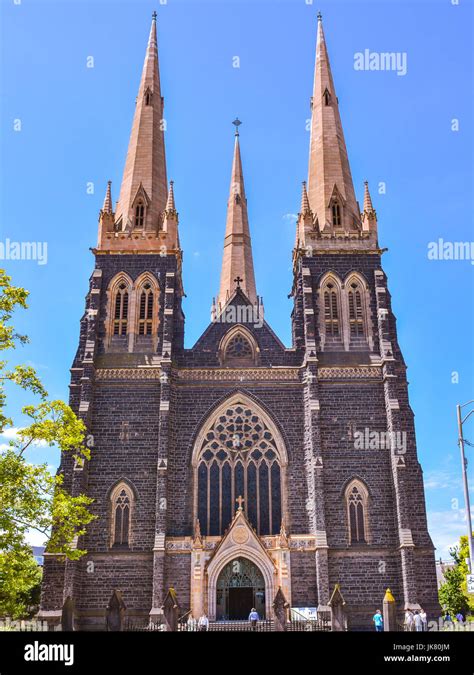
<box><xmin>165</xmin><ymin>179</ymin><xmax>176</xmax><ymax>212</ymax></box>
<box><xmin>115</xmin><ymin>12</ymin><xmax>168</xmax><ymax>232</ymax></box>
<box><xmin>307</xmin><ymin>14</ymin><xmax>360</xmax><ymax>235</ymax></box>
<box><xmin>102</xmin><ymin>181</ymin><xmax>113</xmax><ymax>215</ymax></box>
<box><xmin>300</xmin><ymin>180</ymin><xmax>311</xmax><ymax>215</ymax></box>
<box><xmin>363</xmin><ymin>180</ymin><xmax>374</xmax><ymax>213</ymax></box>
<box><xmin>161</xmin><ymin>180</ymin><xmax>180</xmax><ymax>250</ymax></box>
<box><xmin>295</xmin><ymin>180</ymin><xmax>313</xmax><ymax>252</ymax></box>
<box><xmin>361</xmin><ymin>180</ymin><xmax>377</xmax><ymax>233</ymax></box>
<box><xmin>217</xmin><ymin>120</ymin><xmax>257</xmax><ymax>310</ymax></box>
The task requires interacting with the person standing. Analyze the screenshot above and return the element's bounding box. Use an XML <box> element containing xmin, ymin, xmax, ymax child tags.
<box><xmin>372</xmin><ymin>609</ymin><xmax>384</xmax><ymax>632</ymax></box>
<box><xmin>413</xmin><ymin>610</ymin><xmax>423</xmax><ymax>632</ymax></box>
<box><xmin>198</xmin><ymin>613</ymin><xmax>209</xmax><ymax>632</ymax></box>
<box><xmin>455</xmin><ymin>611</ymin><xmax>464</xmax><ymax>625</ymax></box>
<box><xmin>419</xmin><ymin>608</ymin><xmax>428</xmax><ymax>631</ymax></box>
<box><xmin>248</xmin><ymin>607</ymin><xmax>259</xmax><ymax>631</ymax></box>
<box><xmin>404</xmin><ymin>609</ymin><xmax>414</xmax><ymax>631</ymax></box>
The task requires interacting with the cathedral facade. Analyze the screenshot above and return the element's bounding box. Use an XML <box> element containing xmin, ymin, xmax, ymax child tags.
<box><xmin>39</xmin><ymin>14</ymin><xmax>439</xmax><ymax>630</ymax></box>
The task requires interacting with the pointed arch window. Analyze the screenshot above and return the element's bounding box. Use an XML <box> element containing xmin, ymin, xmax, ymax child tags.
<box><xmin>144</xmin><ymin>88</ymin><xmax>152</xmax><ymax>106</ymax></box>
<box><xmin>332</xmin><ymin>202</ymin><xmax>342</xmax><ymax>228</ymax></box>
<box><xmin>226</xmin><ymin>333</ymin><xmax>253</xmax><ymax>361</ymax></box>
<box><xmin>111</xmin><ymin>483</ymin><xmax>134</xmax><ymax>548</ymax></box>
<box><xmin>345</xmin><ymin>481</ymin><xmax>369</xmax><ymax>544</ymax></box>
<box><xmin>323</xmin><ymin>87</ymin><xmax>331</xmax><ymax>106</ymax></box>
<box><xmin>113</xmin><ymin>283</ymin><xmax>129</xmax><ymax>336</ymax></box>
<box><xmin>134</xmin><ymin>201</ymin><xmax>145</xmax><ymax>228</ymax></box>
<box><xmin>138</xmin><ymin>282</ymin><xmax>154</xmax><ymax>336</ymax></box>
<box><xmin>220</xmin><ymin>328</ymin><xmax>258</xmax><ymax>366</ymax></box>
<box><xmin>195</xmin><ymin>403</ymin><xmax>284</xmax><ymax>536</ymax></box>
<box><xmin>348</xmin><ymin>281</ymin><xmax>365</xmax><ymax>338</ymax></box>
<box><xmin>323</xmin><ymin>282</ymin><xmax>340</xmax><ymax>337</ymax></box>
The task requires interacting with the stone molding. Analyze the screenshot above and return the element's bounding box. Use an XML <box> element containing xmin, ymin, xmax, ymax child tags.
<box><xmin>95</xmin><ymin>365</ymin><xmax>383</xmax><ymax>381</ymax></box>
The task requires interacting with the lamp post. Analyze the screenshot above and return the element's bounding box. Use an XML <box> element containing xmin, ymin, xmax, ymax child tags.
<box><xmin>457</xmin><ymin>401</ymin><xmax>474</xmax><ymax>571</ymax></box>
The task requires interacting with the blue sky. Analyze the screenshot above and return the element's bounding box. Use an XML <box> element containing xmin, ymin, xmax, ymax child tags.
<box><xmin>1</xmin><ymin>0</ymin><xmax>473</xmax><ymax>558</ymax></box>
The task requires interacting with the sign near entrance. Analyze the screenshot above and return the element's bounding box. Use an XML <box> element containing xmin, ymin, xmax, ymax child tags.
<box><xmin>467</xmin><ymin>574</ymin><xmax>474</xmax><ymax>594</ymax></box>
<box><xmin>291</xmin><ymin>607</ymin><xmax>317</xmax><ymax>621</ymax></box>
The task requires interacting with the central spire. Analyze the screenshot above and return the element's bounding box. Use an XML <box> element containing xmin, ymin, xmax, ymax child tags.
<box><xmin>115</xmin><ymin>12</ymin><xmax>168</xmax><ymax>231</ymax></box>
<box><xmin>307</xmin><ymin>14</ymin><xmax>360</xmax><ymax>235</ymax></box>
<box><xmin>217</xmin><ymin>120</ymin><xmax>257</xmax><ymax>311</ymax></box>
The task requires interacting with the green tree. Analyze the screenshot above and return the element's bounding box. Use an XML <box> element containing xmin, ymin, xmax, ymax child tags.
<box><xmin>438</xmin><ymin>533</ymin><xmax>474</xmax><ymax>618</ymax></box>
<box><xmin>0</xmin><ymin>270</ymin><xmax>95</xmax><ymax>618</ymax></box>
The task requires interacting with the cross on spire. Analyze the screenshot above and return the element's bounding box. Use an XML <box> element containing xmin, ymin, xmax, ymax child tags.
<box><xmin>236</xmin><ymin>495</ymin><xmax>245</xmax><ymax>511</ymax></box>
<box><xmin>234</xmin><ymin>276</ymin><xmax>243</xmax><ymax>288</ymax></box>
<box><xmin>232</xmin><ymin>118</ymin><xmax>242</xmax><ymax>136</ymax></box>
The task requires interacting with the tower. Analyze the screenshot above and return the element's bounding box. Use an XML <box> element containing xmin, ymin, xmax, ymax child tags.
<box><xmin>290</xmin><ymin>13</ymin><xmax>438</xmax><ymax>623</ymax></box>
<box><xmin>39</xmin><ymin>13</ymin><xmax>185</xmax><ymax>628</ymax></box>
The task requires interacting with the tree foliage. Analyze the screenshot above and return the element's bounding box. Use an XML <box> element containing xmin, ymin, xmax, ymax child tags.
<box><xmin>0</xmin><ymin>270</ymin><xmax>95</xmax><ymax>618</ymax></box>
<box><xmin>438</xmin><ymin>533</ymin><xmax>474</xmax><ymax>617</ymax></box>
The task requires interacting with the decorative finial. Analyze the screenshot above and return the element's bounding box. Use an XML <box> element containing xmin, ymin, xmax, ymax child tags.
<box><xmin>234</xmin><ymin>276</ymin><xmax>243</xmax><ymax>288</ymax></box>
<box><xmin>232</xmin><ymin>118</ymin><xmax>242</xmax><ymax>136</ymax></box>
<box><xmin>317</xmin><ymin>11</ymin><xmax>322</xmax><ymax>21</ymax></box>
<box><xmin>152</xmin><ymin>10</ymin><xmax>157</xmax><ymax>21</ymax></box>
<box><xmin>236</xmin><ymin>495</ymin><xmax>245</xmax><ymax>511</ymax></box>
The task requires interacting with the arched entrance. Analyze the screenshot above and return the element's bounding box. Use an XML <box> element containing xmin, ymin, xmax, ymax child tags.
<box><xmin>216</xmin><ymin>557</ymin><xmax>266</xmax><ymax>620</ymax></box>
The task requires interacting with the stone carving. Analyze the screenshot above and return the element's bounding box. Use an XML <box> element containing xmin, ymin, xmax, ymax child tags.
<box><xmin>328</xmin><ymin>583</ymin><xmax>347</xmax><ymax>632</ymax></box>
<box><xmin>289</xmin><ymin>537</ymin><xmax>316</xmax><ymax>550</ymax></box>
<box><xmin>318</xmin><ymin>367</ymin><xmax>381</xmax><ymax>380</ymax></box>
<box><xmin>161</xmin><ymin>588</ymin><xmax>180</xmax><ymax>632</ymax></box>
<box><xmin>273</xmin><ymin>587</ymin><xmax>289</xmax><ymax>631</ymax></box>
<box><xmin>106</xmin><ymin>590</ymin><xmax>126</xmax><ymax>632</ymax></box>
<box><xmin>96</xmin><ymin>365</ymin><xmax>382</xmax><ymax>382</ymax></box>
<box><xmin>177</xmin><ymin>368</ymin><xmax>299</xmax><ymax>382</ymax></box>
<box><xmin>232</xmin><ymin>526</ymin><xmax>250</xmax><ymax>544</ymax></box>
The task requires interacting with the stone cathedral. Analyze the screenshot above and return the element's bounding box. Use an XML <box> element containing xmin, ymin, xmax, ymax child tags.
<box><xmin>39</xmin><ymin>14</ymin><xmax>439</xmax><ymax>630</ymax></box>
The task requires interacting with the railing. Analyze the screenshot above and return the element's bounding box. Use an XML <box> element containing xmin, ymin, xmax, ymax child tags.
<box><xmin>123</xmin><ymin>616</ymin><xmax>331</xmax><ymax>632</ymax></box>
<box><xmin>287</xmin><ymin>617</ymin><xmax>331</xmax><ymax>632</ymax></box>
<box><xmin>123</xmin><ymin>619</ymin><xmax>165</xmax><ymax>632</ymax></box>
<box><xmin>208</xmin><ymin>620</ymin><xmax>274</xmax><ymax>632</ymax></box>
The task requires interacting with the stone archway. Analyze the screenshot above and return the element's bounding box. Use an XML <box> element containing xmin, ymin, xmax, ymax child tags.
<box><xmin>205</xmin><ymin>509</ymin><xmax>277</xmax><ymax>620</ymax></box>
<box><xmin>216</xmin><ymin>557</ymin><xmax>266</xmax><ymax>620</ymax></box>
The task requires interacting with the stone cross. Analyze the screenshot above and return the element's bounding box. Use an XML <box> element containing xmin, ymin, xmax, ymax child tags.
<box><xmin>236</xmin><ymin>495</ymin><xmax>245</xmax><ymax>511</ymax></box>
<box><xmin>234</xmin><ymin>276</ymin><xmax>243</xmax><ymax>288</ymax></box>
